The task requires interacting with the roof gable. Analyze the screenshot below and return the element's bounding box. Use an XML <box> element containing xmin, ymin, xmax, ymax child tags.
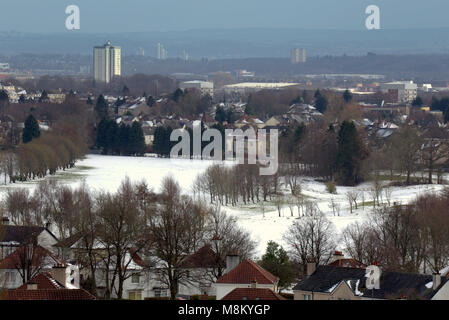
<box><xmin>17</xmin><ymin>272</ymin><xmax>65</xmax><ymax>290</ymax></box>
<box><xmin>216</xmin><ymin>260</ymin><xmax>279</xmax><ymax>285</ymax></box>
<box><xmin>0</xmin><ymin>245</ymin><xmax>67</xmax><ymax>269</ymax></box>
<box><xmin>180</xmin><ymin>245</ymin><xmax>225</xmax><ymax>269</ymax></box>
<box><xmin>222</xmin><ymin>288</ymin><xmax>285</xmax><ymax>300</ymax></box>
<box><xmin>1</xmin><ymin>226</ymin><xmax>58</xmax><ymax>244</ymax></box>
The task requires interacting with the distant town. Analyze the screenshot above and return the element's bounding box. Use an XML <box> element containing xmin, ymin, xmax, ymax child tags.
<box><xmin>1</xmin><ymin>27</ymin><xmax>449</xmax><ymax>305</ymax></box>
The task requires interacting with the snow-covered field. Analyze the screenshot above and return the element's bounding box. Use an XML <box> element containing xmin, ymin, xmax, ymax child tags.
<box><xmin>0</xmin><ymin>154</ymin><xmax>445</xmax><ymax>257</ymax></box>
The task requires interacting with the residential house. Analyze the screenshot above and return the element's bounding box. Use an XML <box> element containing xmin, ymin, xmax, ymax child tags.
<box><xmin>293</xmin><ymin>262</ymin><xmax>449</xmax><ymax>300</ymax></box>
<box><xmin>55</xmin><ymin>232</ymin><xmax>162</xmax><ymax>300</ymax></box>
<box><xmin>0</xmin><ymin>222</ymin><xmax>59</xmax><ymax>260</ymax></box>
<box><xmin>178</xmin><ymin>244</ymin><xmax>225</xmax><ymax>298</ymax></box>
<box><xmin>0</xmin><ymin>245</ymin><xmax>75</xmax><ymax>290</ymax></box>
<box><xmin>215</xmin><ymin>258</ymin><xmax>279</xmax><ymax>300</ymax></box>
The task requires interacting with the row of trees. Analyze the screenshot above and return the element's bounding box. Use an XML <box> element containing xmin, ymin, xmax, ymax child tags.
<box><xmin>280</xmin><ymin>188</ymin><xmax>449</xmax><ymax>277</ymax></box>
<box><xmin>367</xmin><ymin>125</ymin><xmax>449</xmax><ymax>185</ymax></box>
<box><xmin>96</xmin><ymin>119</ymin><xmax>146</xmax><ymax>155</ymax></box>
<box><xmin>193</xmin><ymin>164</ymin><xmax>282</xmax><ymax>206</ymax></box>
<box><xmin>0</xmin><ymin>122</ymin><xmax>87</xmax><ymax>183</ymax></box>
<box><xmin>342</xmin><ymin>189</ymin><xmax>449</xmax><ymax>274</ymax></box>
<box><xmin>281</xmin><ymin>118</ymin><xmax>449</xmax><ymax>186</ymax></box>
<box><xmin>2</xmin><ymin>177</ymin><xmax>257</xmax><ymax>299</ymax></box>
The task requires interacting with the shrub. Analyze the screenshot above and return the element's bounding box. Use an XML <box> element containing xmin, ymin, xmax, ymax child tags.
<box><xmin>325</xmin><ymin>181</ymin><xmax>337</xmax><ymax>194</ymax></box>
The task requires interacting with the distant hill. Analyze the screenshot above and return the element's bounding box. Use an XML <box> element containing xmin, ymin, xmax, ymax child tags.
<box><xmin>1</xmin><ymin>28</ymin><xmax>449</xmax><ymax>57</ymax></box>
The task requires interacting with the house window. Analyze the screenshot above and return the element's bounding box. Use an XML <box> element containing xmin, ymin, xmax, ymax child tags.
<box><xmin>304</xmin><ymin>294</ymin><xmax>312</xmax><ymax>300</ymax></box>
<box><xmin>154</xmin><ymin>288</ymin><xmax>167</xmax><ymax>298</ymax></box>
<box><xmin>128</xmin><ymin>290</ymin><xmax>142</xmax><ymax>300</ymax></box>
<box><xmin>131</xmin><ymin>273</ymin><xmax>140</xmax><ymax>284</ymax></box>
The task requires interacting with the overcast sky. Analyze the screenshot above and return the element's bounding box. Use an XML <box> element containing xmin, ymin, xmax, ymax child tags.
<box><xmin>0</xmin><ymin>0</ymin><xmax>446</xmax><ymax>33</ymax></box>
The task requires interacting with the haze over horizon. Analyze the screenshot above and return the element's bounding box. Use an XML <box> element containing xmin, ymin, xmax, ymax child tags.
<box><xmin>0</xmin><ymin>0</ymin><xmax>447</xmax><ymax>33</ymax></box>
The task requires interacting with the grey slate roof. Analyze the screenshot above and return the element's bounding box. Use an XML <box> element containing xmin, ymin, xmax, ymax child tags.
<box><xmin>293</xmin><ymin>265</ymin><xmax>448</xmax><ymax>300</ymax></box>
<box><xmin>1</xmin><ymin>226</ymin><xmax>58</xmax><ymax>244</ymax></box>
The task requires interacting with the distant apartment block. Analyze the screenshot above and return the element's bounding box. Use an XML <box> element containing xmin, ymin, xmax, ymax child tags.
<box><xmin>180</xmin><ymin>80</ymin><xmax>214</xmax><ymax>97</ymax></box>
<box><xmin>136</xmin><ymin>47</ymin><xmax>145</xmax><ymax>56</ymax></box>
<box><xmin>93</xmin><ymin>41</ymin><xmax>121</xmax><ymax>84</ymax></box>
<box><xmin>157</xmin><ymin>43</ymin><xmax>168</xmax><ymax>60</ymax></box>
<box><xmin>180</xmin><ymin>50</ymin><xmax>189</xmax><ymax>61</ymax></box>
<box><xmin>380</xmin><ymin>81</ymin><xmax>418</xmax><ymax>104</ymax></box>
<box><xmin>291</xmin><ymin>48</ymin><xmax>307</xmax><ymax>64</ymax></box>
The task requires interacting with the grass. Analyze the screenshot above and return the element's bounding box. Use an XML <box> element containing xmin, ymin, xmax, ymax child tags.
<box><xmin>74</xmin><ymin>165</ymin><xmax>96</xmax><ymax>171</ymax></box>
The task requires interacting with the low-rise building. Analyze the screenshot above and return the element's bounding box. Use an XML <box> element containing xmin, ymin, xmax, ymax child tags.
<box><xmin>180</xmin><ymin>81</ymin><xmax>214</xmax><ymax>97</ymax></box>
<box><xmin>380</xmin><ymin>81</ymin><xmax>417</xmax><ymax>103</ymax></box>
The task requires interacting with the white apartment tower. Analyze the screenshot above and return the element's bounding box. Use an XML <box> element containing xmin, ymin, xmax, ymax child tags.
<box><xmin>291</xmin><ymin>48</ymin><xmax>306</xmax><ymax>64</ymax></box>
<box><xmin>94</xmin><ymin>41</ymin><xmax>121</xmax><ymax>84</ymax></box>
<box><xmin>157</xmin><ymin>43</ymin><xmax>168</xmax><ymax>60</ymax></box>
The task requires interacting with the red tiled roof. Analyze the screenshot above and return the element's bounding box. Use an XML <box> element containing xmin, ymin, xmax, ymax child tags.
<box><xmin>180</xmin><ymin>245</ymin><xmax>225</xmax><ymax>269</ymax></box>
<box><xmin>17</xmin><ymin>273</ymin><xmax>65</xmax><ymax>290</ymax></box>
<box><xmin>328</xmin><ymin>259</ymin><xmax>367</xmax><ymax>269</ymax></box>
<box><xmin>222</xmin><ymin>288</ymin><xmax>285</xmax><ymax>300</ymax></box>
<box><xmin>0</xmin><ymin>245</ymin><xmax>67</xmax><ymax>269</ymax></box>
<box><xmin>216</xmin><ymin>260</ymin><xmax>279</xmax><ymax>285</ymax></box>
<box><xmin>7</xmin><ymin>289</ymin><xmax>96</xmax><ymax>300</ymax></box>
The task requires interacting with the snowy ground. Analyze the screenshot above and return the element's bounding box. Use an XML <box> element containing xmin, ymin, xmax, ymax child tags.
<box><xmin>0</xmin><ymin>154</ymin><xmax>446</xmax><ymax>258</ymax></box>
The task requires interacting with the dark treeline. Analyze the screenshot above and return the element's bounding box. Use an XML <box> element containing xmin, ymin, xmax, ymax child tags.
<box><xmin>95</xmin><ymin>119</ymin><xmax>146</xmax><ymax>156</ymax></box>
<box><xmin>8</xmin><ymin>74</ymin><xmax>179</xmax><ymax>97</ymax></box>
<box><xmin>2</xmin><ymin>177</ymin><xmax>257</xmax><ymax>300</ymax></box>
<box><xmin>152</xmin><ymin>123</ymin><xmax>225</xmax><ymax>157</ymax></box>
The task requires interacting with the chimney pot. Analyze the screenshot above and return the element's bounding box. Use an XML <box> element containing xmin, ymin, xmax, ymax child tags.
<box><xmin>250</xmin><ymin>278</ymin><xmax>258</xmax><ymax>289</ymax></box>
<box><xmin>433</xmin><ymin>273</ymin><xmax>442</xmax><ymax>290</ymax></box>
<box><xmin>306</xmin><ymin>259</ymin><xmax>316</xmax><ymax>277</ymax></box>
<box><xmin>225</xmin><ymin>254</ymin><xmax>240</xmax><ymax>274</ymax></box>
<box><xmin>332</xmin><ymin>251</ymin><xmax>344</xmax><ymax>262</ymax></box>
<box><xmin>27</xmin><ymin>283</ymin><xmax>37</xmax><ymax>290</ymax></box>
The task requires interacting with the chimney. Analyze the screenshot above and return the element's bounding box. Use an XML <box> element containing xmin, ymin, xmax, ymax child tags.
<box><xmin>51</xmin><ymin>264</ymin><xmax>67</xmax><ymax>288</ymax></box>
<box><xmin>225</xmin><ymin>254</ymin><xmax>240</xmax><ymax>274</ymax></box>
<box><xmin>306</xmin><ymin>259</ymin><xmax>316</xmax><ymax>277</ymax></box>
<box><xmin>250</xmin><ymin>278</ymin><xmax>258</xmax><ymax>289</ymax></box>
<box><xmin>27</xmin><ymin>283</ymin><xmax>38</xmax><ymax>290</ymax></box>
<box><xmin>433</xmin><ymin>272</ymin><xmax>442</xmax><ymax>290</ymax></box>
<box><xmin>332</xmin><ymin>251</ymin><xmax>344</xmax><ymax>262</ymax></box>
